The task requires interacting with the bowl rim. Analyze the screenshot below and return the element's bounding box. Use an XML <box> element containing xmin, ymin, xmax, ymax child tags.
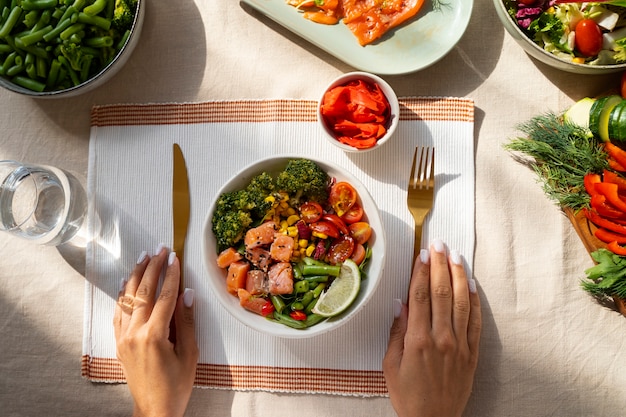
<box><xmin>317</xmin><ymin>71</ymin><xmax>400</xmax><ymax>152</ymax></box>
<box><xmin>0</xmin><ymin>0</ymin><xmax>145</xmax><ymax>97</ymax></box>
<box><xmin>493</xmin><ymin>0</ymin><xmax>626</xmax><ymax>73</ymax></box>
<box><xmin>202</xmin><ymin>154</ymin><xmax>387</xmax><ymax>339</ymax></box>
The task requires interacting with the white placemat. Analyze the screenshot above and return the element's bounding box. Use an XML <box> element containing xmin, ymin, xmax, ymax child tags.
<box><xmin>82</xmin><ymin>98</ymin><xmax>475</xmax><ymax>396</ymax></box>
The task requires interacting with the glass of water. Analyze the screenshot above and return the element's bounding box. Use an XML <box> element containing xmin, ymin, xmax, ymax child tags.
<box><xmin>0</xmin><ymin>160</ymin><xmax>87</xmax><ymax>246</ymax></box>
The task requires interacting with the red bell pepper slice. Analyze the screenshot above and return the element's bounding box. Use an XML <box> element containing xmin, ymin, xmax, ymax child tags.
<box><xmin>594</xmin><ymin>182</ymin><xmax>626</xmax><ymax>213</ymax></box>
<box><xmin>590</xmin><ymin>194</ymin><xmax>626</xmax><ymax>219</ymax></box>
<box><xmin>584</xmin><ymin>173</ymin><xmax>601</xmax><ymax>197</ymax></box>
<box><xmin>289</xmin><ymin>310</ymin><xmax>307</xmax><ymax>321</ymax></box>
<box><xmin>608</xmin><ymin>157</ymin><xmax>626</xmax><ymax>172</ymax></box>
<box><xmin>585</xmin><ymin>208</ymin><xmax>626</xmax><ymax>235</ymax></box>
<box><xmin>595</xmin><ymin>228</ymin><xmax>626</xmax><ymax>244</ymax></box>
<box><xmin>607</xmin><ymin>241</ymin><xmax>626</xmax><ymax>255</ymax></box>
<box><xmin>603</xmin><ymin>169</ymin><xmax>626</xmax><ymax>191</ymax></box>
<box><xmin>605</xmin><ymin>142</ymin><xmax>626</xmax><ymax>170</ymax></box>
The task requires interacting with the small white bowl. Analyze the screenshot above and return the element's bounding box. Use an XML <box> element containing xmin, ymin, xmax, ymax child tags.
<box><xmin>203</xmin><ymin>155</ymin><xmax>386</xmax><ymax>339</ymax></box>
<box><xmin>318</xmin><ymin>72</ymin><xmax>399</xmax><ymax>152</ymax></box>
<box><xmin>0</xmin><ymin>0</ymin><xmax>145</xmax><ymax>98</ymax></box>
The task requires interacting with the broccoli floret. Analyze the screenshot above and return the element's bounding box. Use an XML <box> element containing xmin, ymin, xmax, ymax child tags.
<box><xmin>112</xmin><ymin>0</ymin><xmax>136</xmax><ymax>32</ymax></box>
<box><xmin>245</xmin><ymin>172</ymin><xmax>275</xmax><ymax>216</ymax></box>
<box><xmin>275</xmin><ymin>159</ymin><xmax>330</xmax><ymax>204</ymax></box>
<box><xmin>615</xmin><ymin>38</ymin><xmax>626</xmax><ymax>63</ymax></box>
<box><xmin>212</xmin><ymin>209</ymin><xmax>252</xmax><ymax>252</ymax></box>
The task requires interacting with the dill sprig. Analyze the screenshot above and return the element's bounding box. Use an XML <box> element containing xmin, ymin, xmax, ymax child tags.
<box><xmin>503</xmin><ymin>112</ymin><xmax>608</xmax><ymax>210</ymax></box>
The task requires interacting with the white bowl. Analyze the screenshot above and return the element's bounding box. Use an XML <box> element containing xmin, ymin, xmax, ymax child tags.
<box><xmin>203</xmin><ymin>155</ymin><xmax>386</xmax><ymax>339</ymax></box>
<box><xmin>0</xmin><ymin>0</ymin><xmax>145</xmax><ymax>98</ymax></box>
<box><xmin>493</xmin><ymin>0</ymin><xmax>626</xmax><ymax>74</ymax></box>
<box><xmin>318</xmin><ymin>72</ymin><xmax>399</xmax><ymax>152</ymax></box>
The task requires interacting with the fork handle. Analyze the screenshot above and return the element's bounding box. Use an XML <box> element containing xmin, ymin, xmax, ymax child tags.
<box><xmin>413</xmin><ymin>224</ymin><xmax>423</xmax><ymax>265</ymax></box>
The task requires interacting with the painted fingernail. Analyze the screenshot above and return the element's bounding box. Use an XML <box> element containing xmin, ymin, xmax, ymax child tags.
<box><xmin>155</xmin><ymin>243</ymin><xmax>165</xmax><ymax>255</ymax></box>
<box><xmin>119</xmin><ymin>277</ymin><xmax>127</xmax><ymax>292</ymax></box>
<box><xmin>183</xmin><ymin>288</ymin><xmax>195</xmax><ymax>308</ymax></box>
<box><xmin>393</xmin><ymin>299</ymin><xmax>402</xmax><ymax>318</ymax></box>
<box><xmin>450</xmin><ymin>249</ymin><xmax>462</xmax><ymax>265</ymax></box>
<box><xmin>468</xmin><ymin>278</ymin><xmax>477</xmax><ymax>294</ymax></box>
<box><xmin>168</xmin><ymin>251</ymin><xmax>177</xmax><ymax>266</ymax></box>
<box><xmin>432</xmin><ymin>239</ymin><xmax>445</xmax><ymax>253</ymax></box>
<box><xmin>419</xmin><ymin>248</ymin><xmax>430</xmax><ymax>264</ymax></box>
<box><xmin>136</xmin><ymin>250</ymin><xmax>148</xmax><ymax>264</ymax></box>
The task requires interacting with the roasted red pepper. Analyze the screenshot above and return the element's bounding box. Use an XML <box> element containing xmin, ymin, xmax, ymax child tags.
<box><xmin>595</xmin><ymin>228</ymin><xmax>626</xmax><ymax>244</ymax></box>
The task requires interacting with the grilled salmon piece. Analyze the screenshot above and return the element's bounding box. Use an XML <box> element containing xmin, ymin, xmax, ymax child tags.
<box><xmin>270</xmin><ymin>234</ymin><xmax>295</xmax><ymax>262</ymax></box>
<box><xmin>268</xmin><ymin>262</ymin><xmax>294</xmax><ymax>295</ymax></box>
<box><xmin>244</xmin><ymin>221</ymin><xmax>277</xmax><ymax>249</ymax></box>
<box><xmin>216</xmin><ymin>247</ymin><xmax>243</xmax><ymax>269</ymax></box>
<box><xmin>246</xmin><ymin>270</ymin><xmax>267</xmax><ymax>295</ymax></box>
<box><xmin>226</xmin><ymin>261</ymin><xmax>250</xmax><ymax>295</ymax></box>
<box><xmin>245</xmin><ymin>247</ymin><xmax>272</xmax><ymax>271</ymax></box>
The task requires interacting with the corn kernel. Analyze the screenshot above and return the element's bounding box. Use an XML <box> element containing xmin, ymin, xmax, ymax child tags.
<box><xmin>298</xmin><ymin>239</ymin><xmax>308</xmax><ymax>248</ymax></box>
<box><xmin>286</xmin><ymin>214</ymin><xmax>300</xmax><ymax>225</ymax></box>
<box><xmin>286</xmin><ymin>226</ymin><xmax>298</xmax><ymax>237</ymax></box>
<box><xmin>572</xmin><ymin>57</ymin><xmax>585</xmax><ymax>64</ymax></box>
<box><xmin>280</xmin><ymin>220</ymin><xmax>289</xmax><ymax>229</ymax></box>
<box><xmin>265</xmin><ymin>195</ymin><xmax>275</xmax><ymax>204</ymax></box>
<box><xmin>280</xmin><ymin>201</ymin><xmax>289</xmax><ymax>209</ymax></box>
<box><xmin>305</xmin><ymin>245</ymin><xmax>315</xmax><ymax>257</ymax></box>
<box><xmin>312</xmin><ymin>231</ymin><xmax>328</xmax><ymax>239</ymax></box>
<box><xmin>286</xmin><ymin>207</ymin><xmax>296</xmax><ymax>216</ymax></box>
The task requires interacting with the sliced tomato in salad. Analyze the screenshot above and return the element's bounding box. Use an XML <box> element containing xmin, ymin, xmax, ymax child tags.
<box><xmin>322</xmin><ymin>213</ymin><xmax>350</xmax><ymax>235</ymax></box>
<box><xmin>299</xmin><ymin>201</ymin><xmax>324</xmax><ymax>223</ymax></box>
<box><xmin>329</xmin><ymin>181</ymin><xmax>357</xmax><ymax>217</ymax></box>
<box><xmin>326</xmin><ymin>235</ymin><xmax>355</xmax><ymax>265</ymax></box>
<box><xmin>348</xmin><ymin>221</ymin><xmax>372</xmax><ymax>245</ymax></box>
<box><xmin>342</xmin><ymin>202</ymin><xmax>364</xmax><ymax>223</ymax></box>
<box><xmin>310</xmin><ymin>220</ymin><xmax>340</xmax><ymax>238</ymax></box>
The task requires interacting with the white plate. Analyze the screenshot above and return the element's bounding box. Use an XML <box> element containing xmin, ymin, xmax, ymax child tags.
<box><xmin>203</xmin><ymin>155</ymin><xmax>386</xmax><ymax>338</ymax></box>
<box><xmin>241</xmin><ymin>0</ymin><xmax>474</xmax><ymax>75</ymax></box>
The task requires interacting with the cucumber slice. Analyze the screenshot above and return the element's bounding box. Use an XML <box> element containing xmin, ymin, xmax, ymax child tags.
<box><xmin>608</xmin><ymin>100</ymin><xmax>626</xmax><ymax>141</ymax></box>
<box><xmin>564</xmin><ymin>97</ymin><xmax>595</xmax><ymax>128</ymax></box>
<box><xmin>597</xmin><ymin>95</ymin><xmax>623</xmax><ymax>142</ymax></box>
<box><xmin>590</xmin><ymin>96</ymin><xmax>610</xmax><ymax>137</ymax></box>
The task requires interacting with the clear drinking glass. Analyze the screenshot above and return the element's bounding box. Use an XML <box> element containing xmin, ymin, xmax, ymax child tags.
<box><xmin>0</xmin><ymin>160</ymin><xmax>87</xmax><ymax>246</ymax></box>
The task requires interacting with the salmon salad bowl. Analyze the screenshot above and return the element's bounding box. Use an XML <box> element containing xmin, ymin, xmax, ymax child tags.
<box><xmin>203</xmin><ymin>155</ymin><xmax>386</xmax><ymax>338</ymax></box>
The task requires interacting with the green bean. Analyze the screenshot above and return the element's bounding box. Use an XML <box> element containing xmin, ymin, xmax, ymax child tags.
<box><xmin>301</xmin><ymin>263</ymin><xmax>341</xmax><ymax>277</ymax></box>
<box><xmin>290</xmin><ymin>301</ymin><xmax>304</xmax><ymax>311</ymax></box>
<box><xmin>294</xmin><ymin>280</ymin><xmax>309</xmax><ymax>294</ymax></box>
<box><xmin>25</xmin><ymin>62</ymin><xmax>36</xmax><ymax>79</ymax></box>
<box><xmin>77</xmin><ymin>12</ymin><xmax>110</xmax><ymax>30</ymax></box>
<box><xmin>23</xmin><ymin>10</ymin><xmax>40</xmax><ymax>29</ymax></box>
<box><xmin>84</xmin><ymin>35</ymin><xmax>112</xmax><ymax>48</ymax></box>
<box><xmin>35</xmin><ymin>55</ymin><xmax>46</xmax><ymax>77</ymax></box>
<box><xmin>312</xmin><ymin>282</ymin><xmax>326</xmax><ymax>298</ymax></box>
<box><xmin>45</xmin><ymin>56</ymin><xmax>59</xmax><ymax>86</ymax></box>
<box><xmin>116</xmin><ymin>28</ymin><xmax>130</xmax><ymax>50</ymax></box>
<box><xmin>12</xmin><ymin>75</ymin><xmax>45</xmax><ymax>91</ymax></box>
<box><xmin>1</xmin><ymin>50</ymin><xmax>16</xmax><ymax>74</ymax></box>
<box><xmin>304</xmin><ymin>314</ymin><xmax>326</xmax><ymax>327</ymax></box>
<box><xmin>304</xmin><ymin>298</ymin><xmax>318</xmax><ymax>314</ymax></box>
<box><xmin>272</xmin><ymin>312</ymin><xmax>307</xmax><ymax>329</ymax></box>
<box><xmin>42</xmin><ymin>16</ymin><xmax>72</xmax><ymax>42</ymax></box>
<box><xmin>21</xmin><ymin>0</ymin><xmax>58</xmax><ymax>11</ymax></box>
<box><xmin>17</xmin><ymin>25</ymin><xmax>53</xmax><ymax>47</ymax></box>
<box><xmin>303</xmin><ymin>257</ymin><xmax>327</xmax><ymax>266</ymax></box>
<box><xmin>302</xmin><ymin>275</ymin><xmax>329</xmax><ymax>283</ymax></box>
<box><xmin>31</xmin><ymin>9</ymin><xmax>51</xmax><ymax>31</ymax></box>
<box><xmin>270</xmin><ymin>295</ymin><xmax>286</xmax><ymax>314</ymax></box>
<box><xmin>59</xmin><ymin>23</ymin><xmax>83</xmax><ymax>40</ymax></box>
<box><xmin>83</xmin><ymin>0</ymin><xmax>106</xmax><ymax>16</ymax></box>
<box><xmin>300</xmin><ymin>291</ymin><xmax>314</xmax><ymax>308</ymax></box>
<box><xmin>0</xmin><ymin>6</ymin><xmax>22</xmax><ymax>38</ymax></box>
<box><xmin>6</xmin><ymin>61</ymin><xmax>23</xmax><ymax>76</ymax></box>
<box><xmin>0</xmin><ymin>43</ymin><xmax>12</xmax><ymax>53</ymax></box>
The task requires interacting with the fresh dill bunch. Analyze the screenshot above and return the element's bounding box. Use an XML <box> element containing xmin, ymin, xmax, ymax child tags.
<box><xmin>504</xmin><ymin>112</ymin><xmax>608</xmax><ymax>210</ymax></box>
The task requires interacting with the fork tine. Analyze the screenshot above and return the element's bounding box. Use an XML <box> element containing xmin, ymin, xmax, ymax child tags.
<box><xmin>409</xmin><ymin>147</ymin><xmax>418</xmax><ymax>188</ymax></box>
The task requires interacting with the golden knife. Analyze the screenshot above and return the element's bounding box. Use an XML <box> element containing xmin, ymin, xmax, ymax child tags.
<box><xmin>172</xmin><ymin>143</ymin><xmax>190</xmax><ymax>292</ymax></box>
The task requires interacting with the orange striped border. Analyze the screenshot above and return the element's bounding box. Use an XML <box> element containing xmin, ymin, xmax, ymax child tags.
<box><xmin>81</xmin><ymin>355</ymin><xmax>388</xmax><ymax>396</ymax></box>
<box><xmin>90</xmin><ymin>97</ymin><xmax>473</xmax><ymax>127</ymax></box>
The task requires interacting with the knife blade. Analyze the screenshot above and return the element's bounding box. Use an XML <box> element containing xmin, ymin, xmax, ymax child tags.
<box><xmin>172</xmin><ymin>143</ymin><xmax>190</xmax><ymax>292</ymax></box>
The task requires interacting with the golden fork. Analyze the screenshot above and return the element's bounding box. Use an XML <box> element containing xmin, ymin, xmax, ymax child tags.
<box><xmin>407</xmin><ymin>146</ymin><xmax>435</xmax><ymax>263</ymax></box>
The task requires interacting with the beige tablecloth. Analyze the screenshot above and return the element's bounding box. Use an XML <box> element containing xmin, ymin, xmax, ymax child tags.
<box><xmin>1</xmin><ymin>0</ymin><xmax>625</xmax><ymax>416</ymax></box>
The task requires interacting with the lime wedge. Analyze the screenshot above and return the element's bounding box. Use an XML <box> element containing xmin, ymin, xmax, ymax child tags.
<box><xmin>312</xmin><ymin>259</ymin><xmax>361</xmax><ymax>317</ymax></box>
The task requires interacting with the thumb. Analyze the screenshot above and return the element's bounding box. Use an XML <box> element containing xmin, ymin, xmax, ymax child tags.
<box><xmin>175</xmin><ymin>288</ymin><xmax>199</xmax><ymax>364</ymax></box>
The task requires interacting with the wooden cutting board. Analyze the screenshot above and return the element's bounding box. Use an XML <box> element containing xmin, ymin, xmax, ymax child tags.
<box><xmin>565</xmin><ymin>208</ymin><xmax>626</xmax><ymax>316</ymax></box>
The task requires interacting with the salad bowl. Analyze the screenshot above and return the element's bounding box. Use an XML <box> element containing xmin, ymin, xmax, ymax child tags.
<box><xmin>202</xmin><ymin>155</ymin><xmax>386</xmax><ymax>339</ymax></box>
<box><xmin>494</xmin><ymin>0</ymin><xmax>626</xmax><ymax>74</ymax></box>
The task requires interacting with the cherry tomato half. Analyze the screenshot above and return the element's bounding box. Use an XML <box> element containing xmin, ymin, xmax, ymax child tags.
<box><xmin>329</xmin><ymin>182</ymin><xmax>357</xmax><ymax>217</ymax></box>
<box><xmin>326</xmin><ymin>235</ymin><xmax>355</xmax><ymax>265</ymax></box>
<box><xmin>575</xmin><ymin>19</ymin><xmax>603</xmax><ymax>57</ymax></box>
<box><xmin>299</xmin><ymin>201</ymin><xmax>323</xmax><ymax>223</ymax></box>
<box><xmin>342</xmin><ymin>202</ymin><xmax>364</xmax><ymax>223</ymax></box>
<box><xmin>350</xmin><ymin>243</ymin><xmax>366</xmax><ymax>265</ymax></box>
<box><xmin>322</xmin><ymin>213</ymin><xmax>349</xmax><ymax>235</ymax></box>
<box><xmin>348</xmin><ymin>222</ymin><xmax>372</xmax><ymax>245</ymax></box>
<box><xmin>310</xmin><ymin>220</ymin><xmax>340</xmax><ymax>238</ymax></box>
